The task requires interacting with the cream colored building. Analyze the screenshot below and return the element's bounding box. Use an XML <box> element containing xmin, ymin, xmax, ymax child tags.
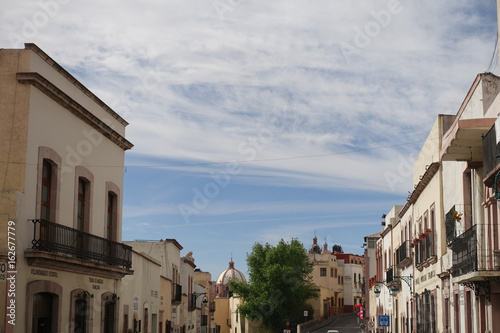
<box><xmin>307</xmin><ymin>237</ymin><xmax>344</xmax><ymax>319</ymax></box>
<box><xmin>408</xmin><ymin>114</ymin><xmax>452</xmax><ymax>333</ymax></box>
<box><xmin>181</xmin><ymin>252</ymin><xmax>197</xmax><ymax>333</ymax></box>
<box><xmin>0</xmin><ymin>43</ymin><xmax>134</xmax><ymax>333</ymax></box>
<box><xmin>340</xmin><ymin>254</ymin><xmax>364</xmax><ymax>313</ymax></box>
<box><xmin>125</xmin><ymin>239</ymin><xmax>185</xmax><ymax>333</ymax></box>
<box><xmin>366</xmin><ymin>73</ymin><xmax>500</xmax><ymax>333</ymax></box>
<box><xmin>374</xmin><ymin>207</ymin><xmax>400</xmax><ymax>330</ymax></box>
<box><xmin>194</xmin><ymin>269</ymin><xmax>216</xmax><ymax>333</ymax></box>
<box><xmin>121</xmin><ymin>250</ymin><xmax>162</xmax><ymax>333</ymax></box>
<box><xmin>395</xmin><ymin>205</ymin><xmax>415</xmax><ymax>333</ymax></box>
<box><xmin>440</xmin><ymin>73</ymin><xmax>500</xmax><ymax>333</ymax></box>
<box><xmin>363</xmin><ymin>232</ymin><xmax>380</xmax><ymax>325</ymax></box>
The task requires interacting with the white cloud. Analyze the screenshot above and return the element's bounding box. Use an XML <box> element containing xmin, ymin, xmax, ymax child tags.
<box><xmin>1</xmin><ymin>1</ymin><xmax>497</xmax><ymax>275</ymax></box>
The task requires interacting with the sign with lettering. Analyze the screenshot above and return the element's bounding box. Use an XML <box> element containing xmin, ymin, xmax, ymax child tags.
<box><xmin>31</xmin><ymin>269</ymin><xmax>58</xmax><ymax>278</ymax></box>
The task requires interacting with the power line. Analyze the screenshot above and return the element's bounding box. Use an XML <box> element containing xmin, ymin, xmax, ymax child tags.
<box><xmin>486</xmin><ymin>31</ymin><xmax>499</xmax><ymax>73</ymax></box>
<box><xmin>0</xmin><ymin>140</ymin><xmax>423</xmax><ymax>169</ymax></box>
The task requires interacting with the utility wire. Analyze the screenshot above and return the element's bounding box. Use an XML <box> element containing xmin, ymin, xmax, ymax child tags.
<box><xmin>486</xmin><ymin>31</ymin><xmax>499</xmax><ymax>73</ymax></box>
<box><xmin>0</xmin><ymin>140</ymin><xmax>423</xmax><ymax>169</ymax></box>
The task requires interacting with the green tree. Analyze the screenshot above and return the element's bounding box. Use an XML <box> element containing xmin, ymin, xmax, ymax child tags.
<box><xmin>228</xmin><ymin>239</ymin><xmax>318</xmax><ymax>333</ymax></box>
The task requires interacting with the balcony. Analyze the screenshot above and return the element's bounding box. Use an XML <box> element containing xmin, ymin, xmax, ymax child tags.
<box><xmin>482</xmin><ymin>124</ymin><xmax>500</xmax><ymax>177</ymax></box>
<box><xmin>172</xmin><ymin>283</ymin><xmax>182</xmax><ymax>304</ymax></box>
<box><xmin>189</xmin><ymin>293</ymin><xmax>195</xmax><ymax>311</ymax></box>
<box><xmin>25</xmin><ymin>219</ymin><xmax>132</xmax><ymax>279</ymax></box>
<box><xmin>440</xmin><ymin>117</ymin><xmax>495</xmax><ymax>162</ymax></box>
<box><xmin>451</xmin><ymin>225</ymin><xmax>478</xmax><ymax>277</ymax></box>
<box><xmin>209</xmin><ymin>300</ymin><xmax>216</xmax><ymax>312</ymax></box>
<box><xmin>396</xmin><ymin>240</ymin><xmax>412</xmax><ymax>268</ymax></box>
<box><xmin>413</xmin><ymin>232</ymin><xmax>437</xmax><ymax>271</ymax></box>
<box><xmin>450</xmin><ymin>224</ymin><xmax>500</xmax><ymax>284</ymax></box>
<box><xmin>386</xmin><ymin>266</ymin><xmax>394</xmax><ymax>283</ymax></box>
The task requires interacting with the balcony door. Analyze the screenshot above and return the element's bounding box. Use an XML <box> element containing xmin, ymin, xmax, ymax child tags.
<box><xmin>41</xmin><ymin>160</ymin><xmax>52</xmax><ymax>220</ymax></box>
<box><xmin>77</xmin><ymin>178</ymin><xmax>88</xmax><ymax>232</ymax></box>
<box><xmin>103</xmin><ymin>300</ymin><xmax>116</xmax><ymax>333</ymax></box>
<box><xmin>32</xmin><ymin>292</ymin><xmax>56</xmax><ymax>333</ymax></box>
<box><xmin>77</xmin><ymin>178</ymin><xmax>90</xmax><ymax>252</ymax></box>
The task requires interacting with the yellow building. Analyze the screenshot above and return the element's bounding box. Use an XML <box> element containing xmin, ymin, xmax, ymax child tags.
<box><xmin>213</xmin><ymin>260</ymin><xmax>251</xmax><ymax>333</ymax></box>
<box><xmin>307</xmin><ymin>236</ymin><xmax>344</xmax><ymax>319</ymax></box>
<box><xmin>0</xmin><ymin>43</ymin><xmax>133</xmax><ymax>333</ymax></box>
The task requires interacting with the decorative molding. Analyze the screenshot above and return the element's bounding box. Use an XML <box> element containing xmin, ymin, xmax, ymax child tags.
<box><xmin>24</xmin><ymin>43</ymin><xmax>129</xmax><ymax>126</ymax></box>
<box><xmin>17</xmin><ymin>72</ymin><xmax>133</xmax><ymax>151</ymax></box>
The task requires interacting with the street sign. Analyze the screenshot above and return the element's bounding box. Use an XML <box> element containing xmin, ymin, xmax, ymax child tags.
<box><xmin>378</xmin><ymin>315</ymin><xmax>390</xmax><ymax>327</ymax></box>
<box><xmin>304</xmin><ymin>311</ymin><xmax>308</xmax><ymax>317</ymax></box>
<box><xmin>367</xmin><ymin>321</ymin><xmax>375</xmax><ymax>330</ymax></box>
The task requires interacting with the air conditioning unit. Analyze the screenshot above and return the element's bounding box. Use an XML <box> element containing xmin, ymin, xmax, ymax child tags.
<box><xmin>494</xmin><ymin>250</ymin><xmax>500</xmax><ymax>270</ymax></box>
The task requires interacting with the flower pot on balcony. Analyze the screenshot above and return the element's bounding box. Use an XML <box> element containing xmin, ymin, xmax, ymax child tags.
<box><xmin>419</xmin><ymin>233</ymin><xmax>426</xmax><ymax>240</ymax></box>
<box><xmin>425</xmin><ymin>228</ymin><xmax>431</xmax><ymax>235</ymax></box>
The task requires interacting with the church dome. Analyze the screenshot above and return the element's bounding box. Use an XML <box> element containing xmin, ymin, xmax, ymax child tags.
<box><xmin>216</xmin><ymin>260</ymin><xmax>246</xmax><ymax>285</ymax></box>
<box><xmin>308</xmin><ymin>236</ymin><xmax>322</xmax><ymax>254</ymax></box>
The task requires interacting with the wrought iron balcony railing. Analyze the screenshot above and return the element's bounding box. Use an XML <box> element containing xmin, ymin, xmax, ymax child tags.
<box><xmin>172</xmin><ymin>283</ymin><xmax>182</xmax><ymax>304</ymax></box>
<box><xmin>30</xmin><ymin>219</ymin><xmax>132</xmax><ymax>268</ymax></box>
<box><xmin>396</xmin><ymin>240</ymin><xmax>411</xmax><ymax>266</ymax></box>
<box><xmin>386</xmin><ymin>266</ymin><xmax>394</xmax><ymax>283</ymax></box>
<box><xmin>209</xmin><ymin>300</ymin><xmax>216</xmax><ymax>312</ymax></box>
<box><xmin>451</xmin><ymin>225</ymin><xmax>477</xmax><ymax>277</ymax></box>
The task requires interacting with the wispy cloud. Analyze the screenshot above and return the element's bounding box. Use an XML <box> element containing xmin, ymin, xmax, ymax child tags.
<box><xmin>2</xmin><ymin>0</ymin><xmax>497</xmax><ymax>275</ymax></box>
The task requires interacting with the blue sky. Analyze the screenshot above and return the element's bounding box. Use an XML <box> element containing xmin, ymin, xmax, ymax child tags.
<box><xmin>2</xmin><ymin>0</ymin><xmax>498</xmax><ymax>278</ymax></box>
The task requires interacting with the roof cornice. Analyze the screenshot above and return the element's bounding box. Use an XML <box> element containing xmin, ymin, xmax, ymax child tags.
<box><xmin>24</xmin><ymin>43</ymin><xmax>129</xmax><ymax>126</ymax></box>
<box><xmin>17</xmin><ymin>72</ymin><xmax>133</xmax><ymax>151</ymax></box>
<box><xmin>398</xmin><ymin>162</ymin><xmax>440</xmax><ymax>218</ymax></box>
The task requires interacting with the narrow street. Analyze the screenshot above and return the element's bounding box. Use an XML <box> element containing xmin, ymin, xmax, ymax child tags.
<box><xmin>309</xmin><ymin>314</ymin><xmax>365</xmax><ymax>333</ymax></box>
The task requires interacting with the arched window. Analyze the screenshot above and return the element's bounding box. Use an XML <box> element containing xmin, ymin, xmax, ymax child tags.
<box><xmin>27</xmin><ymin>280</ymin><xmax>62</xmax><ymax>333</ymax></box>
<box><xmin>104</xmin><ymin>301</ymin><xmax>115</xmax><ymax>333</ymax></box>
<box><xmin>101</xmin><ymin>292</ymin><xmax>118</xmax><ymax>333</ymax></box>
<box><xmin>71</xmin><ymin>289</ymin><xmax>93</xmax><ymax>333</ymax></box>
